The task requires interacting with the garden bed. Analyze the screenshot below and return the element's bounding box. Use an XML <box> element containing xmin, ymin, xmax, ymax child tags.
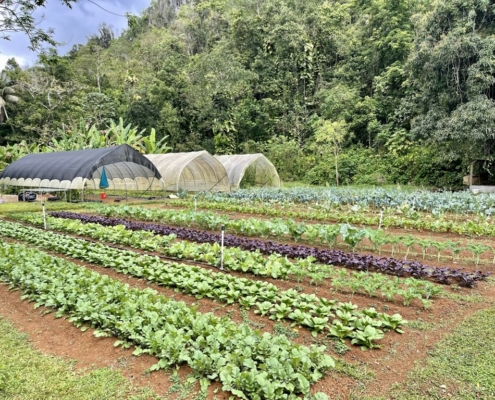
<box><xmin>1</xmin><ymin>200</ymin><xmax>495</xmax><ymax>399</ymax></box>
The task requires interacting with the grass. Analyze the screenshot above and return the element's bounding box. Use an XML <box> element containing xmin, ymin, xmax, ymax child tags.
<box><xmin>366</xmin><ymin>304</ymin><xmax>495</xmax><ymax>399</ymax></box>
<box><xmin>164</xmin><ymin>371</ymin><xmax>210</xmax><ymax>400</ymax></box>
<box><xmin>0</xmin><ymin>317</ymin><xmax>158</xmax><ymax>400</ymax></box>
<box><xmin>0</xmin><ymin>198</ymin><xmax>168</xmax><ymax>217</ymax></box>
<box><xmin>407</xmin><ymin>318</ymin><xmax>436</xmax><ymax>331</ymax></box>
<box><xmin>0</xmin><ymin>201</ymin><xmax>91</xmax><ymax>216</ymax></box>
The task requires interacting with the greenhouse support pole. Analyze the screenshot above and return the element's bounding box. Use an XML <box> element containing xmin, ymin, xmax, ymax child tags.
<box><xmin>81</xmin><ymin>178</ymin><xmax>88</xmax><ymax>203</ymax></box>
<box><xmin>42</xmin><ymin>202</ymin><xmax>47</xmax><ymax>230</ymax></box>
<box><xmin>220</xmin><ymin>225</ymin><xmax>225</xmax><ymax>271</ymax></box>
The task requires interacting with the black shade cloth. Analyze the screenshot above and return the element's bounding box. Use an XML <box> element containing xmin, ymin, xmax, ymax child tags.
<box><xmin>0</xmin><ymin>145</ymin><xmax>162</xmax><ymax>182</ymax></box>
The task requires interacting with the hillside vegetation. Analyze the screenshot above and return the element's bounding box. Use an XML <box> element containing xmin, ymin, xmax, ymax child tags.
<box><xmin>1</xmin><ymin>0</ymin><xmax>495</xmax><ymax>186</ymax></box>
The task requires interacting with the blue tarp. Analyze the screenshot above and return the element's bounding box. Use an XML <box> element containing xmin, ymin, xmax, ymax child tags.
<box><xmin>99</xmin><ymin>166</ymin><xmax>109</xmax><ymax>189</ymax></box>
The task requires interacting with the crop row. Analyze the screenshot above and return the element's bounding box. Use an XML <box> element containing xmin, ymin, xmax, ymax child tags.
<box><xmin>69</xmin><ymin>210</ymin><xmax>489</xmax><ymax>287</ymax></box>
<box><xmin>12</xmin><ymin>212</ymin><xmax>316</xmax><ymax>280</ymax></box>
<box><xmin>93</xmin><ymin>205</ymin><xmax>495</xmax><ymax>262</ymax></box>
<box><xmin>194</xmin><ymin>187</ymin><xmax>495</xmax><ymax>215</ymax></box>
<box><xmin>167</xmin><ymin>198</ymin><xmax>495</xmax><ymax>237</ymax></box>
<box><xmin>14</xmin><ymin>212</ymin><xmax>444</xmax><ymax>307</ymax></box>
<box><xmin>0</xmin><ymin>242</ymin><xmax>333</xmax><ymax>399</ymax></box>
<box><xmin>0</xmin><ymin>220</ymin><xmax>406</xmax><ymax>347</ymax></box>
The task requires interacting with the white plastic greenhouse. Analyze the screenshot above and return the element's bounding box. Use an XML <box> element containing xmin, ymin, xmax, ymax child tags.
<box><xmin>214</xmin><ymin>154</ymin><xmax>281</xmax><ymax>190</ymax></box>
<box><xmin>145</xmin><ymin>151</ymin><xmax>230</xmax><ymax>192</ymax></box>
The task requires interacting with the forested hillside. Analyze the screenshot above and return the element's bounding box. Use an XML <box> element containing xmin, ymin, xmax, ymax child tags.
<box><xmin>1</xmin><ymin>0</ymin><xmax>495</xmax><ymax>187</ymax></box>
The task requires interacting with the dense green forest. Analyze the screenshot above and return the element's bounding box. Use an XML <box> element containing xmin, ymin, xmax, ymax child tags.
<box><xmin>1</xmin><ymin>0</ymin><xmax>495</xmax><ymax>187</ymax></box>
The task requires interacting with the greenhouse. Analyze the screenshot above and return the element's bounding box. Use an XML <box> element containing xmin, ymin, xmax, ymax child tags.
<box><xmin>0</xmin><ymin>145</ymin><xmax>164</xmax><ymax>194</ymax></box>
<box><xmin>214</xmin><ymin>154</ymin><xmax>281</xmax><ymax>190</ymax></box>
<box><xmin>146</xmin><ymin>151</ymin><xmax>230</xmax><ymax>192</ymax></box>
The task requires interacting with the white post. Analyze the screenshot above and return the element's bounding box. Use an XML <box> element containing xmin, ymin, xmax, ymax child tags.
<box><xmin>194</xmin><ymin>196</ymin><xmax>197</xmax><ymax>212</ymax></box>
<box><xmin>379</xmin><ymin>208</ymin><xmax>384</xmax><ymax>230</ymax></box>
<box><xmin>220</xmin><ymin>224</ymin><xmax>225</xmax><ymax>270</ymax></box>
<box><xmin>42</xmin><ymin>202</ymin><xmax>47</xmax><ymax>230</ymax></box>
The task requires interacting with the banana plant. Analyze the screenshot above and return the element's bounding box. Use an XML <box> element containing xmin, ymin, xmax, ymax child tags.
<box><xmin>107</xmin><ymin>117</ymin><xmax>146</xmax><ymax>150</ymax></box>
<box><xmin>140</xmin><ymin>128</ymin><xmax>171</xmax><ymax>154</ymax></box>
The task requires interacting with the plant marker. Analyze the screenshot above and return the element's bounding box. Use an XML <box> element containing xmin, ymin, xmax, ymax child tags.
<box><xmin>379</xmin><ymin>207</ymin><xmax>384</xmax><ymax>229</ymax></box>
<box><xmin>220</xmin><ymin>224</ymin><xmax>225</xmax><ymax>270</ymax></box>
<box><xmin>42</xmin><ymin>202</ymin><xmax>47</xmax><ymax>230</ymax></box>
<box><xmin>194</xmin><ymin>196</ymin><xmax>197</xmax><ymax>212</ymax></box>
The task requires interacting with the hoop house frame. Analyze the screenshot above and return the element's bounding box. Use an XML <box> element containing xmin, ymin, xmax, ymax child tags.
<box><xmin>214</xmin><ymin>154</ymin><xmax>281</xmax><ymax>190</ymax></box>
<box><xmin>146</xmin><ymin>151</ymin><xmax>230</xmax><ymax>192</ymax></box>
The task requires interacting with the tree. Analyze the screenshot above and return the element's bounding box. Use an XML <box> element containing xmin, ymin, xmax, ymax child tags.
<box><xmin>406</xmin><ymin>0</ymin><xmax>495</xmax><ymax>160</ymax></box>
<box><xmin>92</xmin><ymin>23</ymin><xmax>115</xmax><ymax>49</ymax></box>
<box><xmin>314</xmin><ymin>119</ymin><xmax>350</xmax><ymax>185</ymax></box>
<box><xmin>11</xmin><ymin>64</ymin><xmax>82</xmax><ymax>140</ymax></box>
<box><xmin>0</xmin><ymin>0</ymin><xmax>77</xmax><ymax>50</ymax></box>
<box><xmin>73</xmin><ymin>43</ymin><xmax>107</xmax><ymax>93</ymax></box>
<box><xmin>80</xmin><ymin>92</ymin><xmax>116</xmax><ymax>128</ymax></box>
<box><xmin>0</xmin><ymin>70</ymin><xmax>21</xmax><ymax>122</ymax></box>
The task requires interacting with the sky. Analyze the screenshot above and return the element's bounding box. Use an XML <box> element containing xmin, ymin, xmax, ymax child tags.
<box><xmin>0</xmin><ymin>0</ymin><xmax>151</xmax><ymax>70</ymax></box>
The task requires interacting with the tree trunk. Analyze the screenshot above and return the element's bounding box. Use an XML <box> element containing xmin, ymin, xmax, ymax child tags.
<box><xmin>335</xmin><ymin>154</ymin><xmax>339</xmax><ymax>186</ymax></box>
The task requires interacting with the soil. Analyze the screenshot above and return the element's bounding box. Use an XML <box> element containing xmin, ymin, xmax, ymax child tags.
<box><xmin>1</xmin><ymin>209</ymin><xmax>495</xmax><ymax>399</ymax></box>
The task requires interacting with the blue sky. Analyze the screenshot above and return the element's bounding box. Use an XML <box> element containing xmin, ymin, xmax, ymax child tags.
<box><xmin>0</xmin><ymin>0</ymin><xmax>150</xmax><ymax>70</ymax></box>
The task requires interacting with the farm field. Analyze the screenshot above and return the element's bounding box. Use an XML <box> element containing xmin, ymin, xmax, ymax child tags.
<box><xmin>1</xmin><ymin>189</ymin><xmax>495</xmax><ymax>399</ymax></box>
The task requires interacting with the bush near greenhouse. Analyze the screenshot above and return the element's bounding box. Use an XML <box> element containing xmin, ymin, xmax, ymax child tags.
<box><xmin>301</xmin><ymin>145</ymin><xmax>462</xmax><ymax>188</ymax></box>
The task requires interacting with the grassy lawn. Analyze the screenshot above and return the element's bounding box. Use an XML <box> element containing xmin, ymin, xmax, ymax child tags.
<box><xmin>0</xmin><ymin>202</ymin><xmax>91</xmax><ymax>216</ymax></box>
<box><xmin>368</xmin><ymin>302</ymin><xmax>495</xmax><ymax>400</ymax></box>
<box><xmin>0</xmin><ymin>317</ymin><xmax>158</xmax><ymax>400</ymax></box>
